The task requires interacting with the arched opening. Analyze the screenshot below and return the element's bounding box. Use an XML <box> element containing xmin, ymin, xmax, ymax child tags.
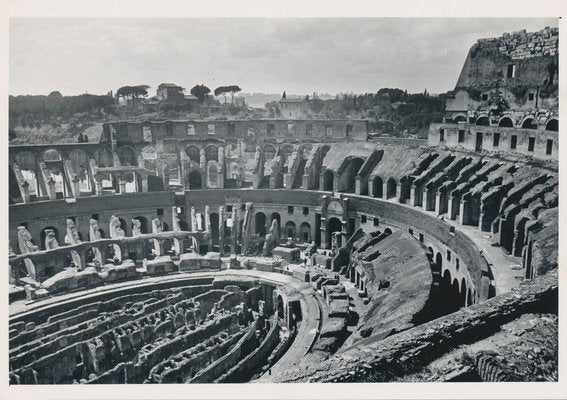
<box><xmin>372</xmin><ymin>176</ymin><xmax>383</xmax><ymax>198</ymax></box>
<box><xmin>460</xmin><ymin>278</ymin><xmax>467</xmax><ymax>307</ymax></box>
<box><xmin>118</xmin><ymin>218</ymin><xmax>127</xmax><ymax>235</ymax></box>
<box><xmin>454</xmin><ymin>115</ymin><xmax>467</xmax><ymax>123</ymax></box>
<box><xmin>43</xmin><ymin>149</ymin><xmax>66</xmax><ymax>197</ymax></box>
<box><xmin>384</xmin><ymin>228</ymin><xmax>392</xmax><ymax>235</ymax></box>
<box><xmin>178</xmin><ymin>220</ymin><xmax>189</xmax><ymax>231</ymax></box>
<box><xmin>255</xmin><ymin>212</ymin><xmax>266</xmax><ymax>236</ymax></box>
<box><xmin>284</xmin><ymin>221</ymin><xmax>296</xmax><ymax>239</ymax></box>
<box><xmin>327</xmin><ymin>217</ymin><xmax>342</xmax><ymax>249</ymax></box>
<box><xmin>43</xmin><ymin>149</ymin><xmax>62</xmax><ymax>162</ymax></box>
<box><xmin>132</xmin><ymin>216</ymin><xmax>148</xmax><ymax>234</ymax></box>
<box><xmin>280</xmin><ymin>145</ymin><xmax>294</xmax><ymax>167</ymax></box>
<box><xmin>184</xmin><ymin>145</ymin><xmax>201</xmax><ymax>164</ymax></box>
<box><xmin>522</xmin><ymin>118</ymin><xmax>537</xmax><ymax>129</ymax></box>
<box><xmin>546</xmin><ymin>119</ymin><xmax>558</xmax><ymax>132</ymax></box>
<box><xmin>498</xmin><ymin>117</ymin><xmax>513</xmax><ymax>127</ymax></box>
<box><xmin>277</xmin><ymin>295</ymin><xmax>285</xmax><ymax>319</ymax></box>
<box><xmin>186</xmin><ymin>170</ymin><xmax>202</xmax><ymax>189</ymax></box>
<box><xmin>476</xmin><ymin>116</ymin><xmax>489</xmax><ymax>126</ymax></box>
<box><xmin>270</xmin><ymin>212</ymin><xmax>281</xmax><ymax>228</ymax></box>
<box><xmin>466</xmin><ymin>288</ymin><xmax>473</xmax><ymax>306</ymax></box>
<box><xmin>205</xmin><ymin>145</ymin><xmax>219</xmax><ymax>162</ymax></box>
<box><xmin>69</xmin><ymin>149</ymin><xmax>91</xmax><ymax>193</ymax></box>
<box><xmin>323</xmin><ymin>170</ymin><xmax>334</xmax><ymax>191</ymax></box>
<box><xmin>435</xmin><ymin>252</ymin><xmax>443</xmax><ymax>270</ymax></box>
<box><xmin>344</xmin><ymin>157</ymin><xmax>365</xmax><ymax>192</ymax></box>
<box><xmin>118</xmin><ymin>147</ymin><xmax>137</xmax><ymax>166</ymax></box>
<box><xmin>386</xmin><ymin>178</ymin><xmax>397</xmax><ymax>199</ymax></box>
<box><xmin>93</xmin><ymin>148</ymin><xmax>113</xmax><ymax>167</ymax></box>
<box><xmin>207</xmin><ymin>163</ymin><xmax>219</xmax><ymax>188</ymax></box>
<box><xmin>300</xmin><ymin>222</ymin><xmax>311</xmax><ymax>242</ymax></box>
<box><xmin>210</xmin><ymin>213</ymin><xmax>220</xmax><ymax>246</ymax></box>
<box><xmin>263</xmin><ymin>145</ymin><xmax>276</xmax><ymax>161</ymax></box>
<box><xmin>40</xmin><ymin>227</ymin><xmax>60</xmax><ymax>250</ymax></box>
<box><xmin>14</xmin><ymin>151</ymin><xmax>39</xmax><ymax>197</ymax></box>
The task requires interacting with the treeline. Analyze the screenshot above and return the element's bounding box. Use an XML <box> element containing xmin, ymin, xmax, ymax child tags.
<box><xmin>9</xmin><ymin>91</ymin><xmax>115</xmax><ymax>128</ymax></box>
<box><xmin>308</xmin><ymin>88</ymin><xmax>446</xmax><ymax>136</ymax></box>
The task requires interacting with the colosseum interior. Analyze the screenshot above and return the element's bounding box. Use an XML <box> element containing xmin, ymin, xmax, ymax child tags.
<box><xmin>7</xmin><ymin>26</ymin><xmax>559</xmax><ymax>386</ymax></box>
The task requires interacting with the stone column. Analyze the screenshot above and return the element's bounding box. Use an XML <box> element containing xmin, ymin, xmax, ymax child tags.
<box><xmin>302</xmin><ymin>174</ymin><xmax>309</xmax><ymax>189</ymax></box>
<box><xmin>320</xmin><ymin>217</ymin><xmax>328</xmax><ymax>249</ymax></box>
<box><xmin>218</xmin><ymin>206</ymin><xmax>226</xmax><ymax>256</ymax></box>
<box><xmin>47</xmin><ymin>178</ymin><xmax>57</xmax><ymax>200</ymax></box>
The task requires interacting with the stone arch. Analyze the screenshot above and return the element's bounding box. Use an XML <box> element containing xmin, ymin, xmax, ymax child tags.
<box><xmin>521</xmin><ymin>117</ymin><xmax>537</xmax><ymax>129</ymax></box>
<box><xmin>475</xmin><ymin>116</ymin><xmax>490</xmax><ymax>126</ymax></box>
<box><xmin>280</xmin><ymin>145</ymin><xmax>294</xmax><ymax>165</ymax></box>
<box><xmin>207</xmin><ymin>163</ymin><xmax>219</xmax><ymax>188</ymax></box>
<box><xmin>40</xmin><ymin>226</ymin><xmax>60</xmax><ymax>250</ymax></box>
<box><xmin>284</xmin><ymin>221</ymin><xmax>296</xmax><ymax>239</ymax></box>
<box><xmin>343</xmin><ymin>157</ymin><xmax>365</xmax><ymax>192</ymax></box>
<box><xmin>546</xmin><ymin>118</ymin><xmax>558</xmax><ymax>132</ymax></box>
<box><xmin>300</xmin><ymin>222</ymin><xmax>311</xmax><ymax>242</ymax></box>
<box><xmin>43</xmin><ymin>148</ymin><xmax>63</xmax><ymax>162</ymax></box>
<box><xmin>326</xmin><ymin>217</ymin><xmax>342</xmax><ymax>249</ymax></box>
<box><xmin>118</xmin><ymin>146</ymin><xmax>138</xmax><ymax>166</ymax></box>
<box><xmin>205</xmin><ymin>145</ymin><xmax>219</xmax><ymax>162</ymax></box>
<box><xmin>270</xmin><ymin>212</ymin><xmax>281</xmax><ymax>229</ymax></box>
<box><xmin>386</xmin><ymin>178</ymin><xmax>397</xmax><ymax>199</ymax></box>
<box><xmin>14</xmin><ymin>151</ymin><xmax>39</xmax><ymax>195</ymax></box>
<box><xmin>384</xmin><ymin>228</ymin><xmax>392</xmax><ymax>235</ymax></box>
<box><xmin>453</xmin><ymin>114</ymin><xmax>467</xmax><ymax>123</ymax></box>
<box><xmin>69</xmin><ymin>149</ymin><xmax>91</xmax><ymax>192</ymax></box>
<box><xmin>93</xmin><ymin>148</ymin><xmax>113</xmax><ymax>167</ymax></box>
<box><xmin>498</xmin><ymin>117</ymin><xmax>513</xmax><ymax>127</ymax></box>
<box><xmin>372</xmin><ymin>176</ymin><xmax>383</xmax><ymax>198</ymax></box>
<box><xmin>460</xmin><ymin>278</ymin><xmax>467</xmax><ymax>306</ymax></box>
<box><xmin>277</xmin><ymin>295</ymin><xmax>285</xmax><ymax>319</ymax></box>
<box><xmin>186</xmin><ymin>170</ymin><xmax>202</xmax><ymax>189</ymax></box>
<box><xmin>262</xmin><ymin>144</ymin><xmax>277</xmax><ymax>161</ymax></box>
<box><xmin>323</xmin><ymin>170</ymin><xmax>334</xmax><ymax>191</ymax></box>
<box><xmin>436</xmin><ymin>252</ymin><xmax>443</xmax><ymax>270</ymax></box>
<box><xmin>132</xmin><ymin>216</ymin><xmax>148</xmax><ymax>234</ymax></box>
<box><xmin>255</xmin><ymin>212</ymin><xmax>266</xmax><ymax>236</ymax></box>
<box><xmin>210</xmin><ymin>213</ymin><xmax>220</xmax><ymax>246</ymax></box>
<box><xmin>184</xmin><ymin>145</ymin><xmax>201</xmax><ymax>164</ymax></box>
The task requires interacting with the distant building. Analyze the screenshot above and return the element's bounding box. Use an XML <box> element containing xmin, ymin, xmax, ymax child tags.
<box><xmin>156</xmin><ymin>83</ymin><xmax>185</xmax><ymax>102</ymax></box>
<box><xmin>277</xmin><ymin>94</ymin><xmax>309</xmax><ymax>119</ymax></box>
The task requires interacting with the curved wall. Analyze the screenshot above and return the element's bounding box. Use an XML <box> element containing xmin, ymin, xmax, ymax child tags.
<box><xmin>9</xmin><ymin>188</ymin><xmax>492</xmax><ymax>302</ymax></box>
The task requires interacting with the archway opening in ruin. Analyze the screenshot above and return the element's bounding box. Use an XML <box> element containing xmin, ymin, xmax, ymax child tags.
<box><xmin>277</xmin><ymin>295</ymin><xmax>285</xmax><ymax>320</ymax></box>
<box><xmin>467</xmin><ymin>288</ymin><xmax>473</xmax><ymax>306</ymax></box>
<box><xmin>285</xmin><ymin>221</ymin><xmax>296</xmax><ymax>239</ymax></box>
<box><xmin>132</xmin><ymin>216</ymin><xmax>148</xmax><ymax>234</ymax></box>
<box><xmin>118</xmin><ymin>147</ymin><xmax>137</xmax><ymax>166</ymax></box>
<box><xmin>498</xmin><ymin>117</ymin><xmax>513</xmax><ymax>127</ymax></box>
<box><xmin>184</xmin><ymin>145</ymin><xmax>201</xmax><ymax>165</ymax></box>
<box><xmin>372</xmin><ymin>176</ymin><xmax>383</xmax><ymax>198</ymax></box>
<box><xmin>14</xmin><ymin>151</ymin><xmax>39</xmax><ymax>197</ymax></box>
<box><xmin>208</xmin><ymin>164</ymin><xmax>219</xmax><ymax>188</ymax></box>
<box><xmin>460</xmin><ymin>278</ymin><xmax>467</xmax><ymax>307</ymax></box>
<box><xmin>386</xmin><ymin>178</ymin><xmax>397</xmax><ymax>199</ymax></box>
<box><xmin>384</xmin><ymin>228</ymin><xmax>392</xmax><ymax>235</ymax></box>
<box><xmin>546</xmin><ymin>119</ymin><xmax>558</xmax><ymax>132</ymax></box>
<box><xmin>210</xmin><ymin>213</ymin><xmax>219</xmax><ymax>246</ymax></box>
<box><xmin>435</xmin><ymin>252</ymin><xmax>443</xmax><ymax>270</ymax></box>
<box><xmin>205</xmin><ymin>145</ymin><xmax>219</xmax><ymax>162</ymax></box>
<box><xmin>475</xmin><ymin>116</ymin><xmax>489</xmax><ymax>126</ymax></box>
<box><xmin>300</xmin><ymin>222</ymin><xmax>311</xmax><ymax>242</ymax></box>
<box><xmin>186</xmin><ymin>171</ymin><xmax>202</xmax><ymax>189</ymax></box>
<box><xmin>40</xmin><ymin>226</ymin><xmax>60</xmax><ymax>250</ymax></box>
<box><xmin>178</xmin><ymin>220</ymin><xmax>189</xmax><ymax>231</ymax></box>
<box><xmin>255</xmin><ymin>212</ymin><xmax>266</xmax><ymax>236</ymax></box>
<box><xmin>280</xmin><ymin>145</ymin><xmax>294</xmax><ymax>168</ymax></box>
<box><xmin>262</xmin><ymin>145</ymin><xmax>276</xmax><ymax>162</ymax></box>
<box><xmin>522</xmin><ymin>118</ymin><xmax>537</xmax><ymax>129</ymax></box>
<box><xmin>327</xmin><ymin>217</ymin><xmax>342</xmax><ymax>249</ymax></box>
<box><xmin>454</xmin><ymin>115</ymin><xmax>467</xmax><ymax>123</ymax></box>
<box><xmin>323</xmin><ymin>170</ymin><xmax>334</xmax><ymax>191</ymax></box>
<box><xmin>344</xmin><ymin>157</ymin><xmax>365</xmax><ymax>193</ymax></box>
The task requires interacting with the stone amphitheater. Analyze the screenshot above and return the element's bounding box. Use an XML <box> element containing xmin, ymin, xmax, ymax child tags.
<box><xmin>8</xmin><ymin>28</ymin><xmax>558</xmax><ymax>384</ymax></box>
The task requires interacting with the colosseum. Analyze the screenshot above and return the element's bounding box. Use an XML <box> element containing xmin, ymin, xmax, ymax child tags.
<box><xmin>8</xmin><ymin>26</ymin><xmax>558</xmax><ymax>386</ymax></box>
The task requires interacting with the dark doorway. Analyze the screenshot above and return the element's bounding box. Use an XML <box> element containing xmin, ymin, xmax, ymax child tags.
<box><xmin>475</xmin><ymin>132</ymin><xmax>483</xmax><ymax>152</ymax></box>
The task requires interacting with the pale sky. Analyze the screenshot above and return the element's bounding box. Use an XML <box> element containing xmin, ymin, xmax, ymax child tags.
<box><xmin>9</xmin><ymin>18</ymin><xmax>558</xmax><ymax>96</ymax></box>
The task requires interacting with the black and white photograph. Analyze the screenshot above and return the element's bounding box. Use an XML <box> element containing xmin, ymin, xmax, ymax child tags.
<box><xmin>3</xmin><ymin>1</ymin><xmax>566</xmax><ymax>399</ymax></box>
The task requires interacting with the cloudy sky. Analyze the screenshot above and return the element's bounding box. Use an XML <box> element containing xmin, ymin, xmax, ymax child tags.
<box><xmin>9</xmin><ymin>18</ymin><xmax>558</xmax><ymax>96</ymax></box>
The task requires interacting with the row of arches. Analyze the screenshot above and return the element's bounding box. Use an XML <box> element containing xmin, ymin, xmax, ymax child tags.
<box><xmin>253</xmin><ymin>212</ymin><xmax>312</xmax><ymax>241</ymax></box>
<box><xmin>454</xmin><ymin>115</ymin><xmax>558</xmax><ymax>131</ymax></box>
<box><xmin>370</xmin><ymin>176</ymin><xmax>398</xmax><ymax>199</ymax></box>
